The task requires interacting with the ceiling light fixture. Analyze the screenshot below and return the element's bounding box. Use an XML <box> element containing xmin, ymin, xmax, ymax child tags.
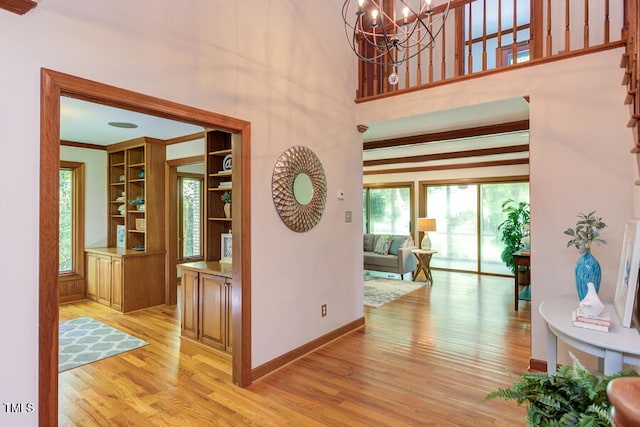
<box><xmin>108</xmin><ymin>121</ymin><xmax>138</xmax><ymax>129</ymax></box>
<box><xmin>342</xmin><ymin>0</ymin><xmax>450</xmax><ymax>85</ymax></box>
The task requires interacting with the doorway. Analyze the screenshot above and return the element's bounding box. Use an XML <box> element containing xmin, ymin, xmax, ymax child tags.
<box><xmin>40</xmin><ymin>69</ymin><xmax>252</xmax><ymax>424</ymax></box>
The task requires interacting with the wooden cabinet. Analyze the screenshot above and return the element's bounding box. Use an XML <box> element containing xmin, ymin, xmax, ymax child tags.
<box><xmin>107</xmin><ymin>137</ymin><xmax>165</xmax><ymax>252</ymax></box>
<box><xmin>85</xmin><ymin>248</ymin><xmax>164</xmax><ymax>313</ymax></box>
<box><xmin>180</xmin><ymin>261</ymin><xmax>232</xmax><ymax>353</ymax></box>
<box><xmin>204</xmin><ymin>131</ymin><xmax>233</xmax><ymax>262</ymax></box>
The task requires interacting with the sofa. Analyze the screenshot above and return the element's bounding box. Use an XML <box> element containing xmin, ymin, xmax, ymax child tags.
<box><xmin>364</xmin><ymin>233</ymin><xmax>418</xmax><ymax>278</ymax></box>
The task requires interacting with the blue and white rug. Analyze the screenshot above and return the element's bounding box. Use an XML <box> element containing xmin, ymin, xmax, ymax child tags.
<box><xmin>59</xmin><ymin>317</ymin><xmax>148</xmax><ymax>372</ymax></box>
<box><xmin>364</xmin><ymin>276</ymin><xmax>426</xmax><ymax>308</ymax></box>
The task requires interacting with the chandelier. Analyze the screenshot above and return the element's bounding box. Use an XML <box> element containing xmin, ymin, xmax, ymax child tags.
<box><xmin>342</xmin><ymin>0</ymin><xmax>451</xmax><ymax>84</ymax></box>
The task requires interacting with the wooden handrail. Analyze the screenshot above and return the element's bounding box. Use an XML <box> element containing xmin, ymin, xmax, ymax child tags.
<box><xmin>354</xmin><ymin>0</ymin><xmax>625</xmax><ymax>101</ymax></box>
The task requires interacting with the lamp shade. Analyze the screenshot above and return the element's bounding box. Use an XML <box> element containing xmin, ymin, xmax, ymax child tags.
<box><xmin>417</xmin><ymin>218</ymin><xmax>436</xmax><ymax>232</ymax></box>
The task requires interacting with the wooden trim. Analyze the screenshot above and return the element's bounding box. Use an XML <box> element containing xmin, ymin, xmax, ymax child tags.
<box><xmin>363</xmin><ymin>120</ymin><xmax>530</xmax><ymax>150</ymax></box>
<box><xmin>59</xmin><ymin>161</ymin><xmax>86</xmax><ymax>282</ymax></box>
<box><xmin>166</xmin><ymin>155</ymin><xmax>205</xmax><ymax>167</ymax></box>
<box><xmin>165</xmin><ymin>164</ymin><xmax>178</xmax><ymax>305</ymax></box>
<box><xmin>529</xmin><ymin>358</ymin><xmax>548</xmax><ymax>372</ymax></box>
<box><xmin>418</xmin><ymin>175</ymin><xmax>529</xmax><ymax>186</ymax></box>
<box><xmin>163</xmin><ymin>131</ymin><xmax>206</xmax><ymax>145</ymax></box>
<box><xmin>364</xmin><ymin>158</ymin><xmax>529</xmax><ymax>175</ymax></box>
<box><xmin>355</xmin><ymin>41</ymin><xmax>625</xmax><ymax>103</ymax></box>
<box><xmin>251</xmin><ymin>317</ymin><xmax>366</xmax><ymax>382</ymax></box>
<box><xmin>40</xmin><ymin>68</ymin><xmax>253</xmax><ymax>424</ymax></box>
<box><xmin>60</xmin><ymin>140</ymin><xmax>108</xmax><ymax>151</ymax></box>
<box><xmin>363</xmin><ymin>144</ymin><xmax>529</xmax><ymax>167</ymax></box>
<box><xmin>0</xmin><ymin>0</ymin><xmax>36</xmax><ymax>15</ymax></box>
<box><xmin>363</xmin><ymin>182</ymin><xmax>416</xmax><ymax>234</ymax></box>
<box><xmin>363</xmin><ymin>181</ymin><xmax>415</xmax><ymax>189</ymax></box>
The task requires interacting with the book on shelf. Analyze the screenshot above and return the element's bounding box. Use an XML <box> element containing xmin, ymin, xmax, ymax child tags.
<box><xmin>571</xmin><ymin>310</ymin><xmax>610</xmax><ymax>332</ymax></box>
<box><xmin>218</xmin><ymin>181</ymin><xmax>232</xmax><ymax>188</ymax></box>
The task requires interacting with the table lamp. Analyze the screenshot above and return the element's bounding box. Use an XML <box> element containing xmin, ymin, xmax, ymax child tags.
<box><xmin>417</xmin><ymin>218</ymin><xmax>436</xmax><ymax>250</ymax></box>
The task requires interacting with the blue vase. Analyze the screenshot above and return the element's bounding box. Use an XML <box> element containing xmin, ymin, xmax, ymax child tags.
<box><xmin>575</xmin><ymin>250</ymin><xmax>601</xmax><ymax>300</ymax></box>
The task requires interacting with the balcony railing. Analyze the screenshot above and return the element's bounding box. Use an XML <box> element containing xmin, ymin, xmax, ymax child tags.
<box><xmin>354</xmin><ymin>0</ymin><xmax>625</xmax><ymax>101</ymax></box>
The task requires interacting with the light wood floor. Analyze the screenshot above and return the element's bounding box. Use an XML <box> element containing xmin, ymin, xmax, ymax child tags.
<box><xmin>59</xmin><ymin>270</ymin><xmax>532</xmax><ymax>426</ymax></box>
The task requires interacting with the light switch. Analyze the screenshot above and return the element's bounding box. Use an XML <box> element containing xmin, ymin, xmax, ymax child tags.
<box><xmin>345</xmin><ymin>211</ymin><xmax>352</xmax><ymax>223</ymax></box>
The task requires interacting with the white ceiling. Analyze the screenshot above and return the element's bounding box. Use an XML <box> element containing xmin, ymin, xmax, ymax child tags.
<box><xmin>60</xmin><ymin>96</ymin><xmax>204</xmax><ymax>145</ymax></box>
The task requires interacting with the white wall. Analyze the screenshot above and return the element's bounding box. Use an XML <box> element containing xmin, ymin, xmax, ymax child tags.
<box><xmin>0</xmin><ymin>1</ymin><xmax>359</xmax><ymax>425</ymax></box>
<box><xmin>357</xmin><ymin>48</ymin><xmax>635</xmax><ymax>367</ymax></box>
<box><xmin>60</xmin><ymin>146</ymin><xmax>108</xmax><ymax>247</ymax></box>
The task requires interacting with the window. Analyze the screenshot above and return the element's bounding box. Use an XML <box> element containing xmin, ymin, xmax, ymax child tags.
<box><xmin>425</xmin><ymin>180</ymin><xmax>529</xmax><ymax>275</ymax></box>
<box><xmin>59</xmin><ymin>162</ymin><xmax>84</xmax><ymax>274</ymax></box>
<box><xmin>363</xmin><ymin>184</ymin><xmax>413</xmax><ymax>234</ymax></box>
<box><xmin>178</xmin><ymin>175</ymin><xmax>203</xmax><ymax>260</ymax></box>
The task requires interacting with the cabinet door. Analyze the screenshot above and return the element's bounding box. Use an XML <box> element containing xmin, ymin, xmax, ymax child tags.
<box><xmin>199</xmin><ymin>273</ymin><xmax>226</xmax><ymax>350</ymax></box>
<box><xmin>86</xmin><ymin>253</ymin><xmax>99</xmax><ymax>301</ymax></box>
<box><xmin>111</xmin><ymin>257</ymin><xmax>123</xmax><ymax>311</ymax></box>
<box><xmin>181</xmin><ymin>269</ymin><xmax>199</xmax><ymax>339</ymax></box>
<box><xmin>96</xmin><ymin>256</ymin><xmax>112</xmax><ymax>306</ymax></box>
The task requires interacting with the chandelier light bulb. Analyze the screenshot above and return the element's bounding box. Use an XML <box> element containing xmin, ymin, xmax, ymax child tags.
<box><xmin>402</xmin><ymin>6</ymin><xmax>410</xmax><ymax>23</ymax></box>
<box><xmin>358</xmin><ymin>0</ymin><xmax>364</xmax><ymax>6</ymax></box>
<box><xmin>371</xmin><ymin>9</ymin><xmax>378</xmax><ymax>27</ymax></box>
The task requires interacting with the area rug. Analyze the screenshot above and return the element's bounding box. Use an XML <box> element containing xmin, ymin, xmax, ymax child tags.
<box><xmin>59</xmin><ymin>317</ymin><xmax>148</xmax><ymax>372</ymax></box>
<box><xmin>364</xmin><ymin>276</ymin><xmax>426</xmax><ymax>308</ymax></box>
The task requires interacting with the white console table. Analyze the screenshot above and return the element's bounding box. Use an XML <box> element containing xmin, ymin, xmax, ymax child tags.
<box><xmin>539</xmin><ymin>295</ymin><xmax>640</xmax><ymax>375</ymax></box>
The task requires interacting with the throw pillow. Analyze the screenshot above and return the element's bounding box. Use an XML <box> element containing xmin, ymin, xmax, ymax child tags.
<box><xmin>388</xmin><ymin>236</ymin><xmax>408</xmax><ymax>255</ymax></box>
<box><xmin>363</xmin><ymin>234</ymin><xmax>375</xmax><ymax>252</ymax></box>
<box><xmin>373</xmin><ymin>235</ymin><xmax>393</xmax><ymax>254</ymax></box>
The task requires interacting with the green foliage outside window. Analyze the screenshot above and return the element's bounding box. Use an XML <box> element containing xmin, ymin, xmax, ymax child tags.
<box><xmin>182</xmin><ymin>178</ymin><xmax>202</xmax><ymax>259</ymax></box>
<box><xmin>59</xmin><ymin>169</ymin><xmax>73</xmax><ymax>272</ymax></box>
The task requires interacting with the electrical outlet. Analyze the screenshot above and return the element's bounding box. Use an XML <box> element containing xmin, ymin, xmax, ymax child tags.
<box><xmin>321</xmin><ymin>304</ymin><xmax>327</xmax><ymax>317</ymax></box>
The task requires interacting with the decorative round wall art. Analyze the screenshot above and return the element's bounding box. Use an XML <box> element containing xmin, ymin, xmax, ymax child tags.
<box><xmin>272</xmin><ymin>146</ymin><xmax>327</xmax><ymax>232</ymax></box>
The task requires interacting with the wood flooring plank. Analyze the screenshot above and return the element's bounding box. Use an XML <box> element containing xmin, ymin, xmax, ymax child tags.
<box><xmin>59</xmin><ymin>270</ymin><xmax>531</xmax><ymax>426</ymax></box>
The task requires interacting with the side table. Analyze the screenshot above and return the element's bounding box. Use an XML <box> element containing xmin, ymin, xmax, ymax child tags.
<box><xmin>539</xmin><ymin>295</ymin><xmax>640</xmax><ymax>375</ymax></box>
<box><xmin>411</xmin><ymin>249</ymin><xmax>437</xmax><ymax>284</ymax></box>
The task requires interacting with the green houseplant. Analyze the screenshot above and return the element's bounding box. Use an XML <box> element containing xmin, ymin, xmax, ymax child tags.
<box><xmin>221</xmin><ymin>191</ymin><xmax>232</xmax><ymax>204</ymax></box>
<box><xmin>485</xmin><ymin>353</ymin><xmax>639</xmax><ymax>427</ymax></box>
<box><xmin>498</xmin><ymin>200</ymin><xmax>530</xmax><ymax>274</ymax></box>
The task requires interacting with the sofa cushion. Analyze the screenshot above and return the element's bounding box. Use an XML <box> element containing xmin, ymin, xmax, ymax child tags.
<box><xmin>388</xmin><ymin>236</ymin><xmax>408</xmax><ymax>255</ymax></box>
<box><xmin>363</xmin><ymin>234</ymin><xmax>375</xmax><ymax>252</ymax></box>
<box><xmin>364</xmin><ymin>252</ymin><xmax>399</xmax><ymax>268</ymax></box>
<box><xmin>373</xmin><ymin>234</ymin><xmax>393</xmax><ymax>254</ymax></box>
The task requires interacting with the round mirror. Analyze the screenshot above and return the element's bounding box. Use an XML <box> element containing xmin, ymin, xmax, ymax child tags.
<box><xmin>293</xmin><ymin>173</ymin><xmax>313</xmax><ymax>205</ymax></box>
<box><xmin>272</xmin><ymin>146</ymin><xmax>327</xmax><ymax>232</ymax></box>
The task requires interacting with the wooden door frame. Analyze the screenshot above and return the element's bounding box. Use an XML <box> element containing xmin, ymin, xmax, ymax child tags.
<box><xmin>40</xmin><ymin>68</ymin><xmax>252</xmax><ymax>425</ymax></box>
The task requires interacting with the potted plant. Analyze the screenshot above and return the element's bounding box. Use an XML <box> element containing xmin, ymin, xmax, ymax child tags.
<box><xmin>485</xmin><ymin>353</ymin><xmax>638</xmax><ymax>427</ymax></box>
<box><xmin>221</xmin><ymin>191</ymin><xmax>232</xmax><ymax>218</ymax></box>
<box><xmin>498</xmin><ymin>200</ymin><xmax>530</xmax><ymax>274</ymax></box>
<box><xmin>564</xmin><ymin>211</ymin><xmax>606</xmax><ymax>299</ymax></box>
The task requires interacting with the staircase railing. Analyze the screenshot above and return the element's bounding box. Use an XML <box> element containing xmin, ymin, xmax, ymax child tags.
<box><xmin>354</xmin><ymin>0</ymin><xmax>625</xmax><ymax>102</ymax></box>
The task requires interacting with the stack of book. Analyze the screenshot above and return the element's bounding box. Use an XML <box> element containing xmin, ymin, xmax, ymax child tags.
<box><xmin>217</xmin><ymin>181</ymin><xmax>232</xmax><ymax>189</ymax></box>
<box><xmin>571</xmin><ymin>307</ymin><xmax>611</xmax><ymax>332</ymax></box>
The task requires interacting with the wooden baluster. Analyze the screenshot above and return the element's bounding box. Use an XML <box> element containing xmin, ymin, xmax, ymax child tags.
<box><xmin>454</xmin><ymin>4</ymin><xmax>464</xmax><ymax>76</ymax></box>
<box><xmin>427</xmin><ymin>14</ymin><xmax>432</xmax><ymax>83</ymax></box>
<box><xmin>546</xmin><ymin>0</ymin><xmax>552</xmax><ymax>56</ymax></box>
<box><xmin>512</xmin><ymin>0</ymin><xmax>518</xmax><ymax>64</ymax></box>
<box><xmin>482</xmin><ymin>0</ymin><xmax>487</xmax><ymax>70</ymax></box>
<box><xmin>416</xmin><ymin>20</ymin><xmax>423</xmax><ymax>86</ymax></box>
<box><xmin>530</xmin><ymin>0</ymin><xmax>543</xmax><ymax>60</ymax></box>
<box><xmin>565</xmin><ymin>0</ymin><xmax>570</xmax><ymax>52</ymax></box>
<box><xmin>442</xmin><ymin>18</ymin><xmax>447</xmax><ymax>79</ymax></box>
<box><xmin>468</xmin><ymin>2</ymin><xmax>473</xmax><ymax>72</ymax></box>
<box><xmin>604</xmin><ymin>0</ymin><xmax>610</xmax><ymax>44</ymax></box>
<box><xmin>497</xmin><ymin>0</ymin><xmax>502</xmax><ymax>67</ymax></box>
<box><xmin>584</xmin><ymin>0</ymin><xmax>589</xmax><ymax>48</ymax></box>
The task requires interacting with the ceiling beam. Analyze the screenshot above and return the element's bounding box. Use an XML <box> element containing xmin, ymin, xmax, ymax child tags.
<box><xmin>363</xmin><ymin>158</ymin><xmax>529</xmax><ymax>175</ymax></box>
<box><xmin>363</xmin><ymin>144</ymin><xmax>529</xmax><ymax>167</ymax></box>
<box><xmin>363</xmin><ymin>119</ymin><xmax>530</xmax><ymax>151</ymax></box>
<box><xmin>0</xmin><ymin>0</ymin><xmax>37</xmax><ymax>15</ymax></box>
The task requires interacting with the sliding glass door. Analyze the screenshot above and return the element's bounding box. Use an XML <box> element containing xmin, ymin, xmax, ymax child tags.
<box><xmin>426</xmin><ymin>181</ymin><xmax>529</xmax><ymax>275</ymax></box>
